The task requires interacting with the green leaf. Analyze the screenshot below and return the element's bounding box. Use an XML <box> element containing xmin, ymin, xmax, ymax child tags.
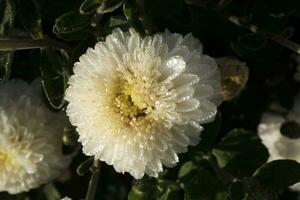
<box><xmin>0</xmin><ymin>0</ymin><xmax>16</xmax><ymax>83</ymax></box>
<box><xmin>71</xmin><ymin>36</ymin><xmax>96</xmax><ymax>63</ymax></box>
<box><xmin>228</xmin><ymin>182</ymin><xmax>246</xmax><ymax>200</ymax></box>
<box><xmin>179</xmin><ymin>160</ymin><xmax>226</xmax><ymax>200</ymax></box>
<box><xmin>237</xmin><ymin>33</ymin><xmax>267</xmax><ymax>51</ymax></box>
<box><xmin>178</xmin><ymin>161</ymin><xmax>197</xmax><ymax>178</ymax></box>
<box><xmin>0</xmin><ymin>52</ymin><xmax>13</xmax><ymax>83</ymax></box>
<box><xmin>0</xmin><ymin>0</ymin><xmax>15</xmax><ymax>35</ymax></box>
<box><xmin>100</xmin><ymin>0</ymin><xmax>123</xmax><ymax>14</ymax></box>
<box><xmin>16</xmin><ymin>0</ymin><xmax>43</xmax><ymax>39</ymax></box>
<box><xmin>80</xmin><ymin>0</ymin><xmax>103</xmax><ymax>14</ymax></box>
<box><xmin>156</xmin><ymin>181</ymin><xmax>181</xmax><ymax>200</ymax></box>
<box><xmin>40</xmin><ymin>49</ymin><xmax>70</xmax><ymax>109</ymax></box>
<box><xmin>182</xmin><ymin>168</ymin><xmax>226</xmax><ymax>200</ymax></box>
<box><xmin>53</xmin><ymin>26</ymin><xmax>92</xmax><ymax>41</ymax></box>
<box><xmin>213</xmin><ymin>129</ymin><xmax>269</xmax><ymax>178</ymax></box>
<box><xmin>128</xmin><ymin>177</ymin><xmax>156</xmax><ymax>200</ymax></box>
<box><xmin>54</xmin><ymin>11</ymin><xmax>92</xmax><ymax>34</ymax></box>
<box><xmin>53</xmin><ymin>11</ymin><xmax>93</xmax><ymax>41</ymax></box>
<box><xmin>253</xmin><ymin>160</ymin><xmax>300</xmax><ymax>190</ymax></box>
<box><xmin>123</xmin><ymin>0</ymin><xmax>145</xmax><ymax>36</ymax></box>
<box><xmin>103</xmin><ymin>15</ymin><xmax>129</xmax><ymax>34</ymax></box>
<box><xmin>128</xmin><ymin>177</ymin><xmax>181</xmax><ymax>200</ymax></box>
<box><xmin>80</xmin><ymin>0</ymin><xmax>123</xmax><ymax>14</ymax></box>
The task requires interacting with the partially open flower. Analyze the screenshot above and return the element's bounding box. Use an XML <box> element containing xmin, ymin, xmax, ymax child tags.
<box><xmin>0</xmin><ymin>80</ymin><xmax>70</xmax><ymax>194</ymax></box>
<box><xmin>216</xmin><ymin>57</ymin><xmax>249</xmax><ymax>101</ymax></box>
<box><xmin>65</xmin><ymin>28</ymin><xmax>223</xmax><ymax>179</ymax></box>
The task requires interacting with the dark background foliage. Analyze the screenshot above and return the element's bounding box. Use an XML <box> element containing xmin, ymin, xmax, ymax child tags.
<box><xmin>0</xmin><ymin>0</ymin><xmax>300</xmax><ymax>199</ymax></box>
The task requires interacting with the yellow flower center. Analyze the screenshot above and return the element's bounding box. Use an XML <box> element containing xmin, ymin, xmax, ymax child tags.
<box><xmin>0</xmin><ymin>151</ymin><xmax>13</xmax><ymax>169</ymax></box>
<box><xmin>114</xmin><ymin>80</ymin><xmax>153</xmax><ymax>125</ymax></box>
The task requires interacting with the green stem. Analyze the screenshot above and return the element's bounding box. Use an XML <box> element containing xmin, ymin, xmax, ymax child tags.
<box><xmin>226</xmin><ymin>16</ymin><xmax>300</xmax><ymax>54</ymax></box>
<box><xmin>267</xmin><ymin>32</ymin><xmax>300</xmax><ymax>54</ymax></box>
<box><xmin>85</xmin><ymin>159</ymin><xmax>101</xmax><ymax>200</ymax></box>
<box><xmin>0</xmin><ymin>37</ymin><xmax>71</xmax><ymax>52</ymax></box>
<box><xmin>91</xmin><ymin>0</ymin><xmax>107</xmax><ymax>39</ymax></box>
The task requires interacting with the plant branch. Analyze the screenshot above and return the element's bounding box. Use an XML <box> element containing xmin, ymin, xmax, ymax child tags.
<box><xmin>85</xmin><ymin>159</ymin><xmax>101</xmax><ymax>200</ymax></box>
<box><xmin>0</xmin><ymin>37</ymin><xmax>71</xmax><ymax>52</ymax></box>
<box><xmin>226</xmin><ymin>16</ymin><xmax>300</xmax><ymax>54</ymax></box>
<box><xmin>266</xmin><ymin>32</ymin><xmax>300</xmax><ymax>54</ymax></box>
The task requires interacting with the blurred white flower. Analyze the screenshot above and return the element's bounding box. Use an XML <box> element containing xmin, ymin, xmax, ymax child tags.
<box><xmin>258</xmin><ymin>95</ymin><xmax>300</xmax><ymax>191</ymax></box>
<box><xmin>65</xmin><ymin>28</ymin><xmax>222</xmax><ymax>179</ymax></box>
<box><xmin>61</xmin><ymin>197</ymin><xmax>72</xmax><ymax>200</ymax></box>
<box><xmin>0</xmin><ymin>80</ymin><xmax>70</xmax><ymax>194</ymax></box>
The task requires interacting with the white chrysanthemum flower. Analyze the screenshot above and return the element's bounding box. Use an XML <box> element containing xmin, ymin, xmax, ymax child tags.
<box><xmin>0</xmin><ymin>80</ymin><xmax>70</xmax><ymax>194</ymax></box>
<box><xmin>258</xmin><ymin>96</ymin><xmax>300</xmax><ymax>191</ymax></box>
<box><xmin>65</xmin><ymin>28</ymin><xmax>222</xmax><ymax>179</ymax></box>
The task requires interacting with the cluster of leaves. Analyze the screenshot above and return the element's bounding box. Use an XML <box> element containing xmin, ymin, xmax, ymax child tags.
<box><xmin>0</xmin><ymin>0</ymin><xmax>300</xmax><ymax>199</ymax></box>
